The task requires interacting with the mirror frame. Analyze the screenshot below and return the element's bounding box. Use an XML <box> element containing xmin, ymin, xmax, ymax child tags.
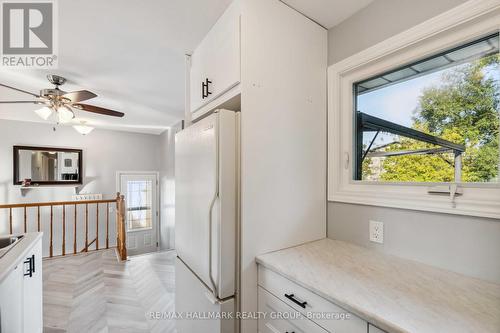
<box><xmin>13</xmin><ymin>146</ymin><xmax>83</xmax><ymax>185</ymax></box>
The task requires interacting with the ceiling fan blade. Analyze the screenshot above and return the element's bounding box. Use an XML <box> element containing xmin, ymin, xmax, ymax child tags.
<box><xmin>63</xmin><ymin>90</ymin><xmax>97</xmax><ymax>103</ymax></box>
<box><xmin>0</xmin><ymin>83</ymin><xmax>39</xmax><ymax>97</ymax></box>
<box><xmin>73</xmin><ymin>103</ymin><xmax>124</xmax><ymax>117</ymax></box>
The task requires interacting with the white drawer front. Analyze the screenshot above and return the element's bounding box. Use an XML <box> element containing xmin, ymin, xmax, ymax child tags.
<box><xmin>259</xmin><ymin>267</ymin><xmax>367</xmax><ymax>333</ymax></box>
<box><xmin>259</xmin><ymin>286</ymin><xmax>328</xmax><ymax>333</ymax></box>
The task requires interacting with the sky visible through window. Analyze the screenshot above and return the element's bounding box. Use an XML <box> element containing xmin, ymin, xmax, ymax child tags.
<box><xmin>355</xmin><ymin>47</ymin><xmax>500</xmax><ymax>183</ymax></box>
<box><xmin>358</xmin><ymin>70</ymin><xmax>444</xmax><ymax>145</ymax></box>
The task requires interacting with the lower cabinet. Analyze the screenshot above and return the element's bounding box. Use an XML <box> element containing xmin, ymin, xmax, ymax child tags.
<box><xmin>23</xmin><ymin>239</ymin><xmax>43</xmax><ymax>333</ymax></box>
<box><xmin>259</xmin><ymin>287</ymin><xmax>328</xmax><ymax>333</ymax></box>
<box><xmin>0</xmin><ymin>260</ymin><xmax>24</xmax><ymax>332</ymax></box>
<box><xmin>258</xmin><ymin>266</ymin><xmax>368</xmax><ymax>333</ymax></box>
<box><xmin>0</xmin><ymin>237</ymin><xmax>43</xmax><ymax>333</ymax></box>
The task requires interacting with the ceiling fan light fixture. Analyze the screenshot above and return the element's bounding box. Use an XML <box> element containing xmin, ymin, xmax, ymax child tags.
<box><xmin>57</xmin><ymin>105</ymin><xmax>75</xmax><ymax>123</ymax></box>
<box><xmin>73</xmin><ymin>121</ymin><xmax>94</xmax><ymax>135</ymax></box>
<box><xmin>34</xmin><ymin>106</ymin><xmax>53</xmax><ymax>120</ymax></box>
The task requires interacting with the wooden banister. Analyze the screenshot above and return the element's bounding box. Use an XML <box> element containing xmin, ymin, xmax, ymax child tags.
<box><xmin>1</xmin><ymin>196</ymin><xmax>126</xmax><ymax>259</ymax></box>
<box><xmin>0</xmin><ymin>198</ymin><xmax>117</xmax><ymax>209</ymax></box>
<box><xmin>116</xmin><ymin>193</ymin><xmax>127</xmax><ymax>261</ymax></box>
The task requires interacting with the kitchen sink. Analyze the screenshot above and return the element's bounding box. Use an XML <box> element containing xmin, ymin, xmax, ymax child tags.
<box><xmin>0</xmin><ymin>235</ymin><xmax>24</xmax><ymax>258</ymax></box>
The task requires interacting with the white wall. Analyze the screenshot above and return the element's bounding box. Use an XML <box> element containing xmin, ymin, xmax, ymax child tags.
<box><xmin>159</xmin><ymin>122</ymin><xmax>183</xmax><ymax>250</ymax></box>
<box><xmin>328</xmin><ymin>0</ymin><xmax>468</xmax><ymax>65</ymax></box>
<box><xmin>0</xmin><ymin>119</ymin><xmax>162</xmax><ymax>257</ymax></box>
<box><xmin>327</xmin><ymin>0</ymin><xmax>500</xmax><ymax>283</ymax></box>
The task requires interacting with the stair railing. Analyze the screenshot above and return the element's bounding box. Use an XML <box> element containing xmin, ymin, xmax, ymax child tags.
<box><xmin>0</xmin><ymin>192</ymin><xmax>127</xmax><ymax>260</ymax></box>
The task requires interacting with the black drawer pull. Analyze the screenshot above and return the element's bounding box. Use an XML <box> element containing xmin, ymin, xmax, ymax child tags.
<box><xmin>284</xmin><ymin>293</ymin><xmax>307</xmax><ymax>308</ymax></box>
<box><xmin>24</xmin><ymin>254</ymin><xmax>35</xmax><ymax>277</ymax></box>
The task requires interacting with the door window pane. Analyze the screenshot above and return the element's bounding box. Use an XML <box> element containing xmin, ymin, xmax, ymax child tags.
<box><xmin>126</xmin><ymin>180</ymin><xmax>153</xmax><ymax>230</ymax></box>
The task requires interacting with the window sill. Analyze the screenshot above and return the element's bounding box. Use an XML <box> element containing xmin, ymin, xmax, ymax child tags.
<box><xmin>329</xmin><ymin>186</ymin><xmax>500</xmax><ymax>219</ymax></box>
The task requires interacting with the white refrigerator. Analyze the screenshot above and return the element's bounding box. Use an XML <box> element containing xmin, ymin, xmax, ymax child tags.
<box><xmin>175</xmin><ymin>109</ymin><xmax>239</xmax><ymax>333</ymax></box>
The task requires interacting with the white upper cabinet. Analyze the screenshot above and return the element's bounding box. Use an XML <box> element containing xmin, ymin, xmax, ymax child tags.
<box><xmin>189</xmin><ymin>1</ymin><xmax>241</xmax><ymax>113</ymax></box>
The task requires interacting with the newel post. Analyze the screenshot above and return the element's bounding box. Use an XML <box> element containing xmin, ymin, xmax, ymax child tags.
<box><xmin>116</xmin><ymin>192</ymin><xmax>127</xmax><ymax>260</ymax></box>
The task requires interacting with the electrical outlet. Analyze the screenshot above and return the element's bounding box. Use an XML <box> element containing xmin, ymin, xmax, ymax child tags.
<box><xmin>369</xmin><ymin>220</ymin><xmax>384</xmax><ymax>244</ymax></box>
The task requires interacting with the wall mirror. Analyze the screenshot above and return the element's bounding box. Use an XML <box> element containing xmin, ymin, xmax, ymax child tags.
<box><xmin>13</xmin><ymin>146</ymin><xmax>83</xmax><ymax>185</ymax></box>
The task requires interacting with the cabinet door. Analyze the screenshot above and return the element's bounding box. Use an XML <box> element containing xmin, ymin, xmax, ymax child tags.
<box><xmin>23</xmin><ymin>239</ymin><xmax>43</xmax><ymax>333</ymax></box>
<box><xmin>0</xmin><ymin>264</ymin><xmax>24</xmax><ymax>333</ymax></box>
<box><xmin>190</xmin><ymin>0</ymin><xmax>240</xmax><ymax>112</ymax></box>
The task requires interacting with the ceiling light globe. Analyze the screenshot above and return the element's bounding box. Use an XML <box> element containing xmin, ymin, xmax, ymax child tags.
<box><xmin>34</xmin><ymin>106</ymin><xmax>53</xmax><ymax>120</ymax></box>
<box><xmin>57</xmin><ymin>105</ymin><xmax>75</xmax><ymax>123</ymax></box>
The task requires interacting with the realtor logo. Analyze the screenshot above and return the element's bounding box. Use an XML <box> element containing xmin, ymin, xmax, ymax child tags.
<box><xmin>1</xmin><ymin>0</ymin><xmax>58</xmax><ymax>68</ymax></box>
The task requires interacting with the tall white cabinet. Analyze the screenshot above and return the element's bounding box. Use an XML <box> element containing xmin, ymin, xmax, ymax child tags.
<box><xmin>187</xmin><ymin>1</ymin><xmax>327</xmax><ymax>332</ymax></box>
<box><xmin>190</xmin><ymin>1</ymin><xmax>241</xmax><ymax>113</ymax></box>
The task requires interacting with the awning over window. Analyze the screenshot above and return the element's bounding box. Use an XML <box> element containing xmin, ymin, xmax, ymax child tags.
<box><xmin>356</xmin><ymin>33</ymin><xmax>499</xmax><ymax>95</ymax></box>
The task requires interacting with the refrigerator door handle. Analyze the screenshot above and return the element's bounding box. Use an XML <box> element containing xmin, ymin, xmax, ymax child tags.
<box><xmin>208</xmin><ymin>191</ymin><xmax>219</xmax><ymax>299</ymax></box>
<box><xmin>208</xmin><ymin>112</ymin><xmax>220</xmax><ymax>300</ymax></box>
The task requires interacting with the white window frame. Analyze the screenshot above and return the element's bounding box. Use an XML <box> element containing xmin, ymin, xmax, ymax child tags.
<box><xmin>328</xmin><ymin>0</ymin><xmax>500</xmax><ymax>219</ymax></box>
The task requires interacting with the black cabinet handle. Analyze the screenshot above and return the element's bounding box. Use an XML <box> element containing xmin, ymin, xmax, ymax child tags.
<box><xmin>284</xmin><ymin>293</ymin><xmax>307</xmax><ymax>308</ymax></box>
<box><xmin>201</xmin><ymin>78</ymin><xmax>212</xmax><ymax>99</ymax></box>
<box><xmin>24</xmin><ymin>254</ymin><xmax>35</xmax><ymax>277</ymax></box>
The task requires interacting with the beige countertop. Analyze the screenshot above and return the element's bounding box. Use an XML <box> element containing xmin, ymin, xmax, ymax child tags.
<box><xmin>0</xmin><ymin>232</ymin><xmax>43</xmax><ymax>283</ymax></box>
<box><xmin>256</xmin><ymin>238</ymin><xmax>500</xmax><ymax>333</ymax></box>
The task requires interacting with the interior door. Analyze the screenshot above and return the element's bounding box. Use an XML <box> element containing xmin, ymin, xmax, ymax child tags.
<box><xmin>119</xmin><ymin>173</ymin><xmax>158</xmax><ymax>256</ymax></box>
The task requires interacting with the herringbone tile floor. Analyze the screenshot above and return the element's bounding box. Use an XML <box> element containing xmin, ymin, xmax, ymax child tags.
<box><xmin>43</xmin><ymin>249</ymin><xmax>176</xmax><ymax>333</ymax></box>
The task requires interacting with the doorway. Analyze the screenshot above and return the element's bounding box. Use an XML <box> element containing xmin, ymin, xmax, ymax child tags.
<box><xmin>117</xmin><ymin>172</ymin><xmax>159</xmax><ymax>256</ymax></box>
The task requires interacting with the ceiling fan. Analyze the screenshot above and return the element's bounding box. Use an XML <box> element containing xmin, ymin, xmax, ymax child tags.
<box><xmin>0</xmin><ymin>74</ymin><xmax>124</xmax><ymax>134</ymax></box>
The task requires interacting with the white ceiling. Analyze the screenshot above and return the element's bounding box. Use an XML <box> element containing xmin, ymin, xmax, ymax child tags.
<box><xmin>281</xmin><ymin>0</ymin><xmax>374</xmax><ymax>29</ymax></box>
<box><xmin>0</xmin><ymin>0</ymin><xmax>233</xmax><ymax>134</ymax></box>
<box><xmin>0</xmin><ymin>0</ymin><xmax>371</xmax><ymax>134</ymax></box>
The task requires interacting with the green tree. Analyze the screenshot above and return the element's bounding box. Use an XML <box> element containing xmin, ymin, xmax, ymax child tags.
<box><xmin>378</xmin><ymin>54</ymin><xmax>499</xmax><ymax>182</ymax></box>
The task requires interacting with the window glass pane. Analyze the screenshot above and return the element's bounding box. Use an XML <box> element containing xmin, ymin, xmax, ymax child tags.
<box><xmin>126</xmin><ymin>180</ymin><xmax>153</xmax><ymax>230</ymax></box>
<box><xmin>354</xmin><ymin>33</ymin><xmax>500</xmax><ymax>183</ymax></box>
<box><xmin>411</xmin><ymin>56</ymin><xmax>450</xmax><ymax>73</ymax></box>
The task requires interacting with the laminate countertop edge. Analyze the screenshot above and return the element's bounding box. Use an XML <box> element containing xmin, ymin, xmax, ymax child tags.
<box><xmin>0</xmin><ymin>232</ymin><xmax>43</xmax><ymax>283</ymax></box>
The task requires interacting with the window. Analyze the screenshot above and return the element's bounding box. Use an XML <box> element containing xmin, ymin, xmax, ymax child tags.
<box><xmin>328</xmin><ymin>2</ymin><xmax>500</xmax><ymax>219</ymax></box>
<box><xmin>354</xmin><ymin>33</ymin><xmax>499</xmax><ymax>183</ymax></box>
<box><xmin>126</xmin><ymin>180</ymin><xmax>153</xmax><ymax>231</ymax></box>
